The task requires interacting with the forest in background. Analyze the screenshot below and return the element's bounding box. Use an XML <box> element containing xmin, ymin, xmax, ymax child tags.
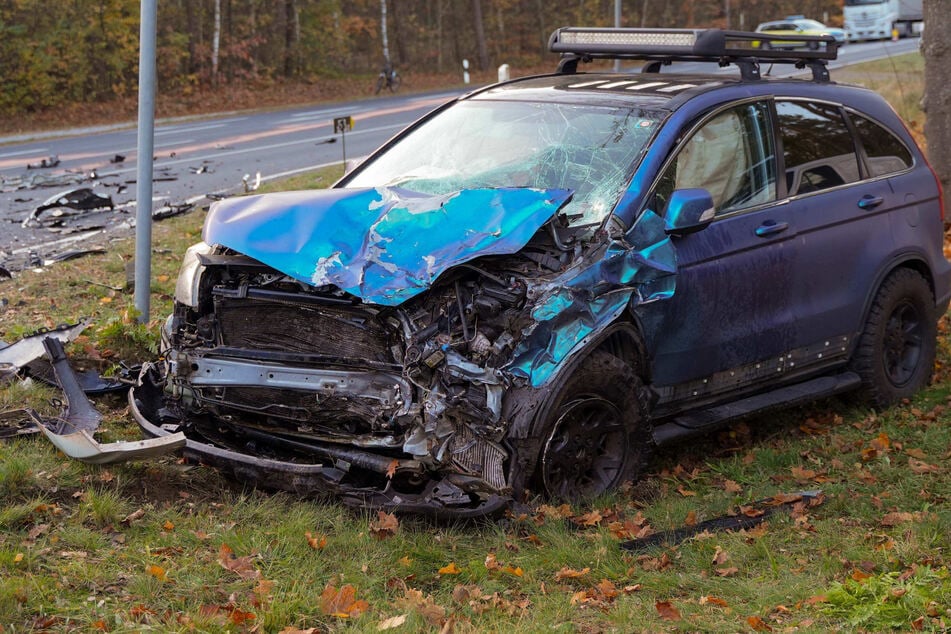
<box><xmin>0</xmin><ymin>0</ymin><xmax>844</xmax><ymax>119</ymax></box>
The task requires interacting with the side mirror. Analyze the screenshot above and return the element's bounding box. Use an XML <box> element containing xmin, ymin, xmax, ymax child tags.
<box><xmin>664</xmin><ymin>188</ymin><xmax>715</xmax><ymax>236</ymax></box>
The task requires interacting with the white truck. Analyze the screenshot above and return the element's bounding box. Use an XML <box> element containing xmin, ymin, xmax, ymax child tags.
<box><xmin>844</xmin><ymin>0</ymin><xmax>923</xmax><ymax>41</ymax></box>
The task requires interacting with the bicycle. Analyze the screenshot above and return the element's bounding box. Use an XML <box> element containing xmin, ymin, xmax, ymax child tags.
<box><xmin>374</xmin><ymin>66</ymin><xmax>401</xmax><ymax>94</ymax></box>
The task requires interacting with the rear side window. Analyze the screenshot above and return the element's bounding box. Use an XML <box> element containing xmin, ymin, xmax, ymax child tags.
<box><xmin>850</xmin><ymin>112</ymin><xmax>913</xmax><ymax>177</ymax></box>
<box><xmin>777</xmin><ymin>101</ymin><xmax>860</xmax><ymax>196</ymax></box>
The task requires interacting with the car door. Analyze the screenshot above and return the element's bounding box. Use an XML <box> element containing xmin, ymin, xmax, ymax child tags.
<box><xmin>638</xmin><ymin>100</ymin><xmax>799</xmax><ymax>407</ymax></box>
<box><xmin>775</xmin><ymin>100</ymin><xmax>895</xmax><ymax>373</ymax></box>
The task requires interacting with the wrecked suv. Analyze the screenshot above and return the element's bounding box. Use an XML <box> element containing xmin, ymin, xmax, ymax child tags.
<box><xmin>131</xmin><ymin>28</ymin><xmax>951</xmax><ymax>516</ymax></box>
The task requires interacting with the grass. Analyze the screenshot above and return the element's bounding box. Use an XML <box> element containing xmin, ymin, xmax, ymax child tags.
<box><xmin>1</xmin><ymin>54</ymin><xmax>949</xmax><ymax>632</ymax></box>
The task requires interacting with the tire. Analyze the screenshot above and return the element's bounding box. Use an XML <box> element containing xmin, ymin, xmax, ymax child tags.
<box><xmin>374</xmin><ymin>75</ymin><xmax>384</xmax><ymax>95</ymax></box>
<box><xmin>389</xmin><ymin>73</ymin><xmax>401</xmax><ymax>93</ymax></box>
<box><xmin>533</xmin><ymin>352</ymin><xmax>652</xmax><ymax>502</ymax></box>
<box><xmin>850</xmin><ymin>269</ymin><xmax>937</xmax><ymax>408</ymax></box>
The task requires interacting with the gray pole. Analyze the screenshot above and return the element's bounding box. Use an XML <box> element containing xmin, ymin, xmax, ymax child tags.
<box><xmin>135</xmin><ymin>0</ymin><xmax>157</xmax><ymax>323</ymax></box>
<box><xmin>613</xmin><ymin>0</ymin><xmax>622</xmax><ymax>72</ymax></box>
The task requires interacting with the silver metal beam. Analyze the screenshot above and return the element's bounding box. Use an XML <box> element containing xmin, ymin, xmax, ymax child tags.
<box><xmin>135</xmin><ymin>0</ymin><xmax>158</xmax><ymax>322</ymax></box>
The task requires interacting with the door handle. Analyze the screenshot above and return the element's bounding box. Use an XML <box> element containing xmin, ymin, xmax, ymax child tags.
<box><xmin>857</xmin><ymin>194</ymin><xmax>884</xmax><ymax>210</ymax></box>
<box><xmin>755</xmin><ymin>221</ymin><xmax>789</xmax><ymax>237</ymax></box>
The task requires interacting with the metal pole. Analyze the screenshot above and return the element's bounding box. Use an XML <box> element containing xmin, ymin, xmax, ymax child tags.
<box><xmin>135</xmin><ymin>0</ymin><xmax>157</xmax><ymax>323</ymax></box>
<box><xmin>613</xmin><ymin>0</ymin><xmax>622</xmax><ymax>72</ymax></box>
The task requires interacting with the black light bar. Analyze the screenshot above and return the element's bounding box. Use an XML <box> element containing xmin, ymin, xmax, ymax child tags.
<box><xmin>549</xmin><ymin>27</ymin><xmax>838</xmax><ymax>81</ymax></box>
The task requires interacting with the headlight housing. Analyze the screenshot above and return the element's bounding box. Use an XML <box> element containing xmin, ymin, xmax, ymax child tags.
<box><xmin>174</xmin><ymin>241</ymin><xmax>213</xmax><ymax>307</ymax></box>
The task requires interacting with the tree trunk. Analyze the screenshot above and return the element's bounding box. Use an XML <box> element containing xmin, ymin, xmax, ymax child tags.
<box><xmin>380</xmin><ymin>0</ymin><xmax>390</xmax><ymax>65</ymax></box>
<box><xmin>472</xmin><ymin>0</ymin><xmax>489</xmax><ymax>71</ymax></box>
<box><xmin>922</xmin><ymin>0</ymin><xmax>951</xmax><ymax>208</ymax></box>
<box><xmin>211</xmin><ymin>0</ymin><xmax>221</xmax><ymax>85</ymax></box>
<box><xmin>283</xmin><ymin>0</ymin><xmax>298</xmax><ymax>78</ymax></box>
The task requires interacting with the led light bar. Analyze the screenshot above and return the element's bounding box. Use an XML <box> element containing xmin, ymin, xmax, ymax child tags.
<box><xmin>555</xmin><ymin>28</ymin><xmax>699</xmax><ymax>49</ymax></box>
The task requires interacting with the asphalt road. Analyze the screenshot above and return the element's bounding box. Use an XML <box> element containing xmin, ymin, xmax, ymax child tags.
<box><xmin>0</xmin><ymin>37</ymin><xmax>920</xmax><ymax>268</ymax></box>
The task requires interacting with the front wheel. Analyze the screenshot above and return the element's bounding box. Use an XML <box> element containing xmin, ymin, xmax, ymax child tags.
<box><xmin>374</xmin><ymin>75</ymin><xmax>384</xmax><ymax>95</ymax></box>
<box><xmin>389</xmin><ymin>73</ymin><xmax>401</xmax><ymax>92</ymax></box>
<box><xmin>850</xmin><ymin>269</ymin><xmax>937</xmax><ymax>408</ymax></box>
<box><xmin>533</xmin><ymin>352</ymin><xmax>651</xmax><ymax>502</ymax></box>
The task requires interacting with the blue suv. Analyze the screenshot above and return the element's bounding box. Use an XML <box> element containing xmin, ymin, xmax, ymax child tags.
<box><xmin>132</xmin><ymin>28</ymin><xmax>950</xmax><ymax>515</ymax></box>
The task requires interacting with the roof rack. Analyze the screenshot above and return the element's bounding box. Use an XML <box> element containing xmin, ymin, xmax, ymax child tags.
<box><xmin>548</xmin><ymin>27</ymin><xmax>838</xmax><ymax>82</ymax></box>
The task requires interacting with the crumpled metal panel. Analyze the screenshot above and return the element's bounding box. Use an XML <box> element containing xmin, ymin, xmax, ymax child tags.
<box><xmin>203</xmin><ymin>187</ymin><xmax>572</xmax><ymax>306</ymax></box>
<box><xmin>506</xmin><ymin>209</ymin><xmax>676</xmax><ymax>386</ymax></box>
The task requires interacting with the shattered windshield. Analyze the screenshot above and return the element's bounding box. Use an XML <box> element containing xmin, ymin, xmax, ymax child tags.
<box><xmin>345</xmin><ymin>100</ymin><xmax>662</xmax><ymax>227</ymax></box>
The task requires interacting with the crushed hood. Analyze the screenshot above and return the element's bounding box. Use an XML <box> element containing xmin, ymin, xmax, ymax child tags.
<box><xmin>203</xmin><ymin>187</ymin><xmax>572</xmax><ymax>306</ymax></box>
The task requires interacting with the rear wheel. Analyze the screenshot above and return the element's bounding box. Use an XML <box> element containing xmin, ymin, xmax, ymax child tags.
<box><xmin>374</xmin><ymin>75</ymin><xmax>384</xmax><ymax>95</ymax></box>
<box><xmin>850</xmin><ymin>269</ymin><xmax>937</xmax><ymax>408</ymax></box>
<box><xmin>389</xmin><ymin>73</ymin><xmax>401</xmax><ymax>92</ymax></box>
<box><xmin>533</xmin><ymin>352</ymin><xmax>651</xmax><ymax>502</ymax></box>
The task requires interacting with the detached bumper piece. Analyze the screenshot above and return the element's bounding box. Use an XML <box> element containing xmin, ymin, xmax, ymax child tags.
<box><xmin>31</xmin><ymin>337</ymin><xmax>185</xmax><ymax>464</ymax></box>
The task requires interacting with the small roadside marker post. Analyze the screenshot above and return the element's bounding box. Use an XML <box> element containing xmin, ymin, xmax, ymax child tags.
<box><xmin>334</xmin><ymin>115</ymin><xmax>354</xmax><ymax>170</ymax></box>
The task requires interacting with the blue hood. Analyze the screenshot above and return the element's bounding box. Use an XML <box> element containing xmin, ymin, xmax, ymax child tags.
<box><xmin>203</xmin><ymin>187</ymin><xmax>572</xmax><ymax>306</ymax></box>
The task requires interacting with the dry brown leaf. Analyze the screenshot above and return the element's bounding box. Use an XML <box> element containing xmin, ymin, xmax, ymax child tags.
<box><xmin>712</xmin><ymin>545</ymin><xmax>730</xmax><ymax>566</ymax></box>
<box><xmin>684</xmin><ymin>510</ymin><xmax>697</xmax><ymax>526</ymax></box>
<box><xmin>121</xmin><ymin>508</ymin><xmax>146</xmax><ymax>525</ymax></box>
<box><xmin>723</xmin><ymin>479</ymin><xmax>743</xmax><ymax>493</ymax></box>
<box><xmin>320</xmin><ymin>583</ymin><xmax>368</xmax><ymax>618</ymax></box>
<box><xmin>400</xmin><ymin>588</ymin><xmax>446</xmax><ymax>627</ymax></box>
<box><xmin>502</xmin><ymin>565</ymin><xmax>523</xmax><ymax>577</ymax></box>
<box><xmin>218</xmin><ymin>543</ymin><xmax>261</xmax><ymax>580</ymax></box>
<box><xmin>385</xmin><ymin>459</ymin><xmax>399</xmax><ymax>479</ymax></box>
<box><xmin>700</xmin><ymin>595</ymin><xmax>729</xmax><ymax>607</ymax></box>
<box><xmin>715</xmin><ymin>566</ymin><xmax>739</xmax><ymax>577</ymax></box>
<box><xmin>655</xmin><ymin>600</ymin><xmax>681</xmax><ymax>621</ymax></box>
<box><xmin>574</xmin><ymin>510</ymin><xmax>603</xmax><ymax>526</ymax></box>
<box><xmin>162</xmin><ymin>520</ymin><xmax>175</xmax><ymax>531</ymax></box>
<box><xmin>438</xmin><ymin>562</ymin><xmax>461</xmax><ymax>575</ymax></box>
<box><xmin>484</xmin><ymin>553</ymin><xmax>501</xmax><ymax>571</ymax></box>
<box><xmin>554</xmin><ymin>566</ymin><xmax>590</xmax><ymax>581</ymax></box>
<box><xmin>370</xmin><ymin>511</ymin><xmax>399</xmax><ymax>540</ymax></box>
<box><xmin>790</xmin><ymin>465</ymin><xmax>816</xmax><ymax>481</ymax></box>
<box><xmin>908</xmin><ymin>458</ymin><xmax>941</xmax><ymax>474</ymax></box>
<box><xmin>676</xmin><ymin>485</ymin><xmax>696</xmax><ymax>497</ymax></box>
<box><xmin>747</xmin><ymin>615</ymin><xmax>773</xmax><ymax>631</ymax></box>
<box><xmin>881</xmin><ymin>511</ymin><xmax>916</xmax><ymax>526</ymax></box>
<box><xmin>305</xmin><ymin>532</ymin><xmax>327</xmax><ymax>550</ymax></box>
<box><xmin>146</xmin><ymin>564</ymin><xmax>167</xmax><ymax>582</ymax></box>
<box><xmin>377</xmin><ymin>614</ymin><xmax>408</xmax><ymax>630</ymax></box>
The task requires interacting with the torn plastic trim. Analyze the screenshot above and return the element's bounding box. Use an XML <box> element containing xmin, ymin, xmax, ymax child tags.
<box><xmin>0</xmin><ymin>321</ymin><xmax>88</xmax><ymax>381</ymax></box>
<box><xmin>202</xmin><ymin>186</ymin><xmax>573</xmax><ymax>306</ymax></box>
<box><xmin>30</xmin><ymin>410</ymin><xmax>186</xmax><ymax>464</ymax></box>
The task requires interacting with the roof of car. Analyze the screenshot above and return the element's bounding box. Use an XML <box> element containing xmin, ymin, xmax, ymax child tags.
<box><xmin>471</xmin><ymin>73</ymin><xmax>737</xmax><ymax>108</ymax></box>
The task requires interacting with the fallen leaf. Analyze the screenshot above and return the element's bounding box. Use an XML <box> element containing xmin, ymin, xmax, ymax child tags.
<box><xmin>881</xmin><ymin>512</ymin><xmax>916</xmax><ymax>526</ymax></box>
<box><xmin>484</xmin><ymin>553</ymin><xmax>501</xmax><ymax>571</ymax></box>
<box><xmin>502</xmin><ymin>565</ymin><xmax>523</xmax><ymax>577</ymax></box>
<box><xmin>399</xmin><ymin>588</ymin><xmax>446</xmax><ymax>627</ymax></box>
<box><xmin>278</xmin><ymin>628</ymin><xmax>318</xmax><ymax>634</ymax></box>
<box><xmin>908</xmin><ymin>458</ymin><xmax>941</xmax><ymax>474</ymax></box>
<box><xmin>715</xmin><ymin>566</ymin><xmax>739</xmax><ymax>577</ymax></box>
<box><xmin>386</xmin><ymin>459</ymin><xmax>399</xmax><ymax>479</ymax></box>
<box><xmin>712</xmin><ymin>546</ymin><xmax>730</xmax><ymax>566</ymax></box>
<box><xmin>851</xmin><ymin>569</ymin><xmax>872</xmax><ymax>582</ymax></box>
<box><xmin>555</xmin><ymin>566</ymin><xmax>590</xmax><ymax>581</ymax></box>
<box><xmin>377</xmin><ymin>614</ymin><xmax>408</xmax><ymax>630</ymax></box>
<box><xmin>438</xmin><ymin>562</ymin><xmax>461</xmax><ymax>575</ymax></box>
<box><xmin>655</xmin><ymin>600</ymin><xmax>681</xmax><ymax>621</ymax></box>
<box><xmin>370</xmin><ymin>511</ymin><xmax>399</xmax><ymax>540</ymax></box>
<box><xmin>747</xmin><ymin>615</ymin><xmax>773</xmax><ymax>631</ymax></box>
<box><xmin>162</xmin><ymin>520</ymin><xmax>175</xmax><ymax>531</ymax></box>
<box><xmin>305</xmin><ymin>532</ymin><xmax>327</xmax><ymax>550</ymax></box>
<box><xmin>218</xmin><ymin>543</ymin><xmax>260</xmax><ymax>580</ymax></box>
<box><xmin>146</xmin><ymin>564</ymin><xmax>167</xmax><ymax>582</ymax></box>
<box><xmin>574</xmin><ymin>510</ymin><xmax>603</xmax><ymax>526</ymax></box>
<box><xmin>121</xmin><ymin>508</ymin><xmax>145</xmax><ymax>525</ymax></box>
<box><xmin>228</xmin><ymin>608</ymin><xmax>256</xmax><ymax>625</ymax></box>
<box><xmin>13</xmin><ymin>553</ymin><xmax>24</xmax><ymax>563</ymax></box>
<box><xmin>723</xmin><ymin>479</ymin><xmax>743</xmax><ymax>493</ymax></box>
<box><xmin>676</xmin><ymin>485</ymin><xmax>696</xmax><ymax>497</ymax></box>
<box><xmin>320</xmin><ymin>583</ymin><xmax>368</xmax><ymax>618</ymax></box>
<box><xmin>700</xmin><ymin>595</ymin><xmax>729</xmax><ymax>607</ymax></box>
<box><xmin>684</xmin><ymin>510</ymin><xmax>697</xmax><ymax>526</ymax></box>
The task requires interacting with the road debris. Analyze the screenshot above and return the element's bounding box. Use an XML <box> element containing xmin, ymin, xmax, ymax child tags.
<box><xmin>0</xmin><ymin>321</ymin><xmax>88</xmax><ymax>383</ymax></box>
<box><xmin>22</xmin><ymin>188</ymin><xmax>114</xmax><ymax>228</ymax></box>
<box><xmin>26</xmin><ymin>156</ymin><xmax>61</xmax><ymax>169</ymax></box>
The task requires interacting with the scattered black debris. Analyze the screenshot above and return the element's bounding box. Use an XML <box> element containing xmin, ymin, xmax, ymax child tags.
<box><xmin>26</xmin><ymin>155</ymin><xmax>61</xmax><ymax>169</ymax></box>
<box><xmin>22</xmin><ymin>188</ymin><xmax>114</xmax><ymax>228</ymax></box>
<box><xmin>206</xmin><ymin>192</ymin><xmax>227</xmax><ymax>201</ymax></box>
<box><xmin>0</xmin><ymin>409</ymin><xmax>40</xmax><ymax>439</ymax></box>
<box><xmin>189</xmin><ymin>165</ymin><xmax>210</xmax><ymax>174</ymax></box>
<box><xmin>41</xmin><ymin>248</ymin><xmax>107</xmax><ymax>264</ymax></box>
<box><xmin>109</xmin><ymin>154</ymin><xmax>126</xmax><ymax>164</ymax></box>
<box><xmin>317</xmin><ymin>137</ymin><xmax>338</xmax><ymax>145</ymax></box>
<box><xmin>620</xmin><ymin>491</ymin><xmax>824</xmax><ymax>551</ymax></box>
<box><xmin>13</xmin><ymin>197</ymin><xmax>32</xmax><ymax>203</ymax></box>
<box><xmin>152</xmin><ymin>201</ymin><xmax>195</xmax><ymax>221</ymax></box>
<box><xmin>0</xmin><ymin>265</ymin><xmax>10</xmax><ymax>279</ymax></box>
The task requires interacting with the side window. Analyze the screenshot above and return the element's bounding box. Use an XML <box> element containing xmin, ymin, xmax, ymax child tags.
<box><xmin>850</xmin><ymin>112</ymin><xmax>913</xmax><ymax>177</ymax></box>
<box><xmin>655</xmin><ymin>101</ymin><xmax>776</xmax><ymax>216</ymax></box>
<box><xmin>776</xmin><ymin>101</ymin><xmax>860</xmax><ymax>196</ymax></box>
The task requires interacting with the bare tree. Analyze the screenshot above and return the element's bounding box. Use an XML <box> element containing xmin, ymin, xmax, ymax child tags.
<box><xmin>211</xmin><ymin>0</ymin><xmax>221</xmax><ymax>85</ymax></box>
<box><xmin>922</xmin><ymin>0</ymin><xmax>951</xmax><ymax>205</ymax></box>
<box><xmin>472</xmin><ymin>0</ymin><xmax>489</xmax><ymax>71</ymax></box>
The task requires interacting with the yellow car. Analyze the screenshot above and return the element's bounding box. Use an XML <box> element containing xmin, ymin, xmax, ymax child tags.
<box><xmin>754</xmin><ymin>18</ymin><xmax>846</xmax><ymax>50</ymax></box>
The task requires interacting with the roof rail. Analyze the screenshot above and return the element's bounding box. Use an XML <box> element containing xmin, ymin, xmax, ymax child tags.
<box><xmin>548</xmin><ymin>27</ymin><xmax>837</xmax><ymax>82</ymax></box>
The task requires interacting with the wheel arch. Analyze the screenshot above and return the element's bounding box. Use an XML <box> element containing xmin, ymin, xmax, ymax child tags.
<box><xmin>858</xmin><ymin>253</ymin><xmax>936</xmax><ymax>335</ymax></box>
